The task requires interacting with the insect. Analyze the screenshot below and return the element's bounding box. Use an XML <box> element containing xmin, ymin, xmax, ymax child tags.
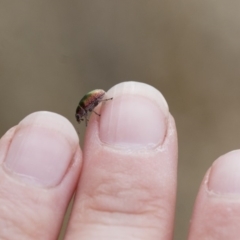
<box><xmin>75</xmin><ymin>89</ymin><xmax>113</xmax><ymax>126</ymax></box>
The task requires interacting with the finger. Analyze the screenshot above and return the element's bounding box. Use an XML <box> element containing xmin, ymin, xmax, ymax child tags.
<box><xmin>0</xmin><ymin>112</ymin><xmax>82</xmax><ymax>240</ymax></box>
<box><xmin>188</xmin><ymin>150</ymin><xmax>240</xmax><ymax>239</ymax></box>
<box><xmin>65</xmin><ymin>82</ymin><xmax>178</xmax><ymax>240</ymax></box>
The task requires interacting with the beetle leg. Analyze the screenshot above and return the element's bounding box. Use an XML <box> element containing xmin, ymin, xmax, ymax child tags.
<box><xmin>84</xmin><ymin>112</ymin><xmax>90</xmax><ymax>126</ymax></box>
<box><xmin>84</xmin><ymin>117</ymin><xmax>89</xmax><ymax>126</ymax></box>
<box><xmin>93</xmin><ymin>110</ymin><xmax>101</xmax><ymax>117</ymax></box>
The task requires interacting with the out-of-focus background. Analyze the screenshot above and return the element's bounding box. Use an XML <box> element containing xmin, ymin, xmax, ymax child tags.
<box><xmin>1</xmin><ymin>1</ymin><xmax>240</xmax><ymax>239</ymax></box>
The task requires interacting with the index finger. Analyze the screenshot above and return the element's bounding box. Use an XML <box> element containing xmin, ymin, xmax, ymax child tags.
<box><xmin>65</xmin><ymin>82</ymin><xmax>178</xmax><ymax>240</ymax></box>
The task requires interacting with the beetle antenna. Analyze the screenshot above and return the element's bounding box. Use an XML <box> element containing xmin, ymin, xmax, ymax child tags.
<box><xmin>100</xmin><ymin>97</ymin><xmax>113</xmax><ymax>103</ymax></box>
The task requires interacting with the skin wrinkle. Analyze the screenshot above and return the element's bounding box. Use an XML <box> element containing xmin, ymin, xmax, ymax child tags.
<box><xmin>0</xmin><ymin>199</ymin><xmax>39</xmax><ymax>239</ymax></box>
<box><xmin>77</xmin><ymin>169</ymin><xmax>170</xmax><ymax>228</ymax></box>
<box><xmin>0</xmin><ymin>192</ymin><xmax>55</xmax><ymax>239</ymax></box>
<box><xmin>73</xmin><ymin>223</ymin><xmax>162</xmax><ymax>240</ymax></box>
<box><xmin>76</xmin><ymin>217</ymin><xmax>163</xmax><ymax>232</ymax></box>
<box><xmin>76</xmin><ymin>206</ymin><xmax>167</xmax><ymax>234</ymax></box>
<box><xmin>202</xmin><ymin>207</ymin><xmax>240</xmax><ymax>238</ymax></box>
<box><xmin>0</xmin><ymin>172</ymin><xmax>57</xmax><ymax>239</ymax></box>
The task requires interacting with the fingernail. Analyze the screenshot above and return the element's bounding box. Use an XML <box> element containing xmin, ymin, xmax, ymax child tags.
<box><xmin>4</xmin><ymin>112</ymin><xmax>79</xmax><ymax>187</ymax></box>
<box><xmin>99</xmin><ymin>82</ymin><xmax>169</xmax><ymax>149</ymax></box>
<box><xmin>208</xmin><ymin>150</ymin><xmax>240</xmax><ymax>195</ymax></box>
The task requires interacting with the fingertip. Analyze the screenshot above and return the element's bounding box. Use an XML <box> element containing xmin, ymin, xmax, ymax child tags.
<box><xmin>18</xmin><ymin>111</ymin><xmax>79</xmax><ymax>146</ymax></box>
<box><xmin>2</xmin><ymin>111</ymin><xmax>81</xmax><ymax>187</ymax></box>
<box><xmin>208</xmin><ymin>150</ymin><xmax>240</xmax><ymax>195</ymax></box>
<box><xmin>99</xmin><ymin>81</ymin><xmax>170</xmax><ymax>149</ymax></box>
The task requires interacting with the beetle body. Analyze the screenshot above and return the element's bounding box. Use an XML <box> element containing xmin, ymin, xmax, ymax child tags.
<box><xmin>75</xmin><ymin>89</ymin><xmax>112</xmax><ymax>126</ymax></box>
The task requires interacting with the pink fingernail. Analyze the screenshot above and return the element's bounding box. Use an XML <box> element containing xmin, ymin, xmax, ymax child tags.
<box><xmin>99</xmin><ymin>82</ymin><xmax>169</xmax><ymax>149</ymax></box>
<box><xmin>4</xmin><ymin>112</ymin><xmax>79</xmax><ymax>187</ymax></box>
<box><xmin>208</xmin><ymin>150</ymin><xmax>240</xmax><ymax>195</ymax></box>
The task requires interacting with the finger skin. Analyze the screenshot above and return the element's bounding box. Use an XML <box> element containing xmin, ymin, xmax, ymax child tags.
<box><xmin>0</xmin><ymin>112</ymin><xmax>82</xmax><ymax>240</ymax></box>
<box><xmin>188</xmin><ymin>150</ymin><xmax>240</xmax><ymax>240</ymax></box>
<box><xmin>66</xmin><ymin>82</ymin><xmax>178</xmax><ymax>240</ymax></box>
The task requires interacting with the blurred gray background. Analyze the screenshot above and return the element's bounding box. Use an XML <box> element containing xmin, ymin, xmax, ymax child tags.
<box><xmin>1</xmin><ymin>1</ymin><xmax>240</xmax><ymax>239</ymax></box>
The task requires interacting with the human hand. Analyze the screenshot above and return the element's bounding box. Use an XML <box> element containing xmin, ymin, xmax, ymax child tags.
<box><xmin>0</xmin><ymin>82</ymin><xmax>238</xmax><ymax>239</ymax></box>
